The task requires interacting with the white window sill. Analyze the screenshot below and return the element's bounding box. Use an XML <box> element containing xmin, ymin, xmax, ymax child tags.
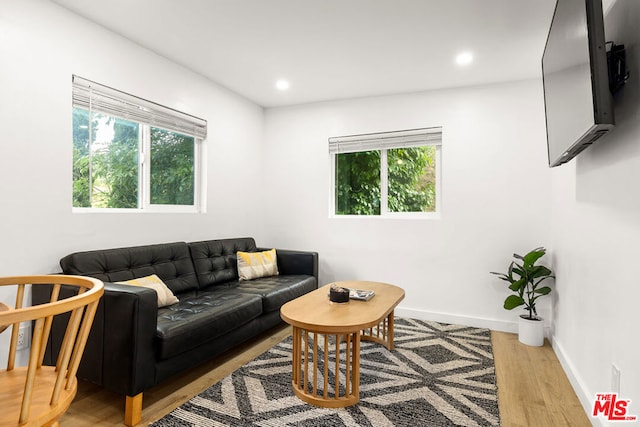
<box><xmin>329</xmin><ymin>212</ymin><xmax>441</xmax><ymax>220</ymax></box>
<box><xmin>72</xmin><ymin>206</ymin><xmax>199</xmax><ymax>214</ymax></box>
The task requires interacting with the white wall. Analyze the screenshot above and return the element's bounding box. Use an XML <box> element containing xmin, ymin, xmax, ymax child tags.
<box><xmin>550</xmin><ymin>0</ymin><xmax>640</xmax><ymax>423</ymax></box>
<box><xmin>0</xmin><ymin>0</ymin><xmax>264</xmax><ymax>365</ymax></box>
<box><xmin>261</xmin><ymin>79</ymin><xmax>552</xmax><ymax>332</ymax></box>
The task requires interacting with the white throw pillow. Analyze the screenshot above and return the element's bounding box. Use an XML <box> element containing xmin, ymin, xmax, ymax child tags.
<box><xmin>118</xmin><ymin>274</ymin><xmax>179</xmax><ymax>307</ymax></box>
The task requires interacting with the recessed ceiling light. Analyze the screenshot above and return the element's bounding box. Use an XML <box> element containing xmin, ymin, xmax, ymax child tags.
<box><xmin>455</xmin><ymin>52</ymin><xmax>473</xmax><ymax>66</ymax></box>
<box><xmin>276</xmin><ymin>79</ymin><xmax>290</xmax><ymax>91</ymax></box>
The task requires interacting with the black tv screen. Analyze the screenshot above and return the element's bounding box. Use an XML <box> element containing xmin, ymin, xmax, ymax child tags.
<box><xmin>542</xmin><ymin>0</ymin><xmax>614</xmax><ymax>167</ymax></box>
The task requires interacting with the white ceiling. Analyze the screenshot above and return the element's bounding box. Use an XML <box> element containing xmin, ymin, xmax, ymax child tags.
<box><xmin>51</xmin><ymin>0</ymin><xmax>557</xmax><ymax>108</ymax></box>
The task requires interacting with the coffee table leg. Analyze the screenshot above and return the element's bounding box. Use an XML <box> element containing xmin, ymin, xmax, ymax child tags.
<box><xmin>291</xmin><ymin>327</ymin><xmax>301</xmax><ymax>387</ymax></box>
<box><xmin>290</xmin><ymin>330</ymin><xmax>360</xmax><ymax>408</ymax></box>
<box><xmin>352</xmin><ymin>332</ymin><xmax>360</xmax><ymax>399</ymax></box>
<box><xmin>387</xmin><ymin>310</ymin><xmax>395</xmax><ymax>350</ymax></box>
<box><xmin>360</xmin><ymin>310</ymin><xmax>396</xmax><ymax>350</ymax></box>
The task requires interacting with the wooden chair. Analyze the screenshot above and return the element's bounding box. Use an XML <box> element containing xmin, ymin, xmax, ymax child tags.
<box><xmin>0</xmin><ymin>275</ymin><xmax>104</xmax><ymax>427</ymax></box>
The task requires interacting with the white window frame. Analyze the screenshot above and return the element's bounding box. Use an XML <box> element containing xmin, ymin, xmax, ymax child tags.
<box><xmin>71</xmin><ymin>75</ymin><xmax>206</xmax><ymax>213</ymax></box>
<box><xmin>329</xmin><ymin>127</ymin><xmax>442</xmax><ymax>219</ymax></box>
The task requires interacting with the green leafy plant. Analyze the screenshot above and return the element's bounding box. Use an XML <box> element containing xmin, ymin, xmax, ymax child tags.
<box><xmin>491</xmin><ymin>247</ymin><xmax>554</xmax><ymax>320</ymax></box>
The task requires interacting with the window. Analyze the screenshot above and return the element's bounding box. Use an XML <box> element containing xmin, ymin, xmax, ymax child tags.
<box><xmin>71</xmin><ymin>75</ymin><xmax>206</xmax><ymax>212</ymax></box>
<box><xmin>330</xmin><ymin>127</ymin><xmax>442</xmax><ymax>217</ymax></box>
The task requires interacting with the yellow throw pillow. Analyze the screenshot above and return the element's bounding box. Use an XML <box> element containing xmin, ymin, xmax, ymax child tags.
<box><xmin>237</xmin><ymin>249</ymin><xmax>279</xmax><ymax>281</ymax></box>
<box><xmin>118</xmin><ymin>274</ymin><xmax>179</xmax><ymax>307</ymax></box>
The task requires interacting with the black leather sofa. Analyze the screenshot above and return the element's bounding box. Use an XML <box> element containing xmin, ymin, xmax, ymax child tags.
<box><xmin>32</xmin><ymin>237</ymin><xmax>318</xmax><ymax>426</ymax></box>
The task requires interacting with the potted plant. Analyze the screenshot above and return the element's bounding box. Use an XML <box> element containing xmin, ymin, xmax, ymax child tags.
<box><xmin>491</xmin><ymin>247</ymin><xmax>554</xmax><ymax>346</ymax></box>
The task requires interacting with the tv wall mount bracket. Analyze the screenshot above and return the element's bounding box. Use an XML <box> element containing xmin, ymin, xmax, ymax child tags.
<box><xmin>606</xmin><ymin>42</ymin><xmax>629</xmax><ymax>94</ymax></box>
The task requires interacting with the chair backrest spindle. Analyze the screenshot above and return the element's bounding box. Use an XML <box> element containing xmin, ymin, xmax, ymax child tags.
<box><xmin>7</xmin><ymin>283</ymin><xmax>26</xmax><ymax>371</ymax></box>
<box><xmin>38</xmin><ymin>283</ymin><xmax>62</xmax><ymax>368</ymax></box>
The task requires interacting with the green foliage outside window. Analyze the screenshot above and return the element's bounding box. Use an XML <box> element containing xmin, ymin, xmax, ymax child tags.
<box><xmin>72</xmin><ymin>108</ymin><xmax>195</xmax><ymax>209</ymax></box>
<box><xmin>150</xmin><ymin>128</ymin><xmax>195</xmax><ymax>205</ymax></box>
<box><xmin>335</xmin><ymin>146</ymin><xmax>436</xmax><ymax>215</ymax></box>
<box><xmin>72</xmin><ymin>109</ymin><xmax>91</xmax><ymax>207</ymax></box>
<box><xmin>335</xmin><ymin>151</ymin><xmax>381</xmax><ymax>215</ymax></box>
<box><xmin>98</xmin><ymin>117</ymin><xmax>139</xmax><ymax>208</ymax></box>
<box><xmin>388</xmin><ymin>146</ymin><xmax>436</xmax><ymax>213</ymax></box>
<box><xmin>72</xmin><ymin>111</ymin><xmax>139</xmax><ymax>208</ymax></box>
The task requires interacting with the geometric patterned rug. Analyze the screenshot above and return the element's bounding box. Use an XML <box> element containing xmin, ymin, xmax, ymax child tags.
<box><xmin>150</xmin><ymin>318</ymin><xmax>499</xmax><ymax>426</ymax></box>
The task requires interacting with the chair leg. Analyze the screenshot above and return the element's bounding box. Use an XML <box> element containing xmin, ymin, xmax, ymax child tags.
<box><xmin>125</xmin><ymin>393</ymin><xmax>143</xmax><ymax>426</ymax></box>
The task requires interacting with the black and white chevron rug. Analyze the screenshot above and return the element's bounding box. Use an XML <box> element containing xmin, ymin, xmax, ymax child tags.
<box><xmin>151</xmin><ymin>318</ymin><xmax>499</xmax><ymax>426</ymax></box>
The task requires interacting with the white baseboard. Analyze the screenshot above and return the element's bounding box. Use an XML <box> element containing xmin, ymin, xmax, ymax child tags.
<box><xmin>395</xmin><ymin>306</ymin><xmax>518</xmax><ymax>333</ymax></box>
<box><xmin>550</xmin><ymin>336</ymin><xmax>601</xmax><ymax>427</ymax></box>
<box><xmin>396</xmin><ymin>307</ymin><xmax>563</xmax><ymax>339</ymax></box>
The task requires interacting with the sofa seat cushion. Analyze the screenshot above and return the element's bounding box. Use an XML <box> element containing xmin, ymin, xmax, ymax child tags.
<box><xmin>215</xmin><ymin>275</ymin><xmax>316</xmax><ymax>313</ymax></box>
<box><xmin>156</xmin><ymin>290</ymin><xmax>262</xmax><ymax>360</ymax></box>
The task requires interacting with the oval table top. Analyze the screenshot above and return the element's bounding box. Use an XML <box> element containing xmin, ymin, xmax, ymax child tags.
<box><xmin>280</xmin><ymin>281</ymin><xmax>405</xmax><ymax>333</ymax></box>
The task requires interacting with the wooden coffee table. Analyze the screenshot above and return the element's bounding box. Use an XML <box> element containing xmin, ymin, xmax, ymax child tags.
<box><xmin>280</xmin><ymin>281</ymin><xmax>405</xmax><ymax>408</ymax></box>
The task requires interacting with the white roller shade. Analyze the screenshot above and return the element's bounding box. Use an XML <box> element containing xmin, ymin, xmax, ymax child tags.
<box><xmin>329</xmin><ymin>127</ymin><xmax>441</xmax><ymax>154</ymax></box>
<box><xmin>72</xmin><ymin>75</ymin><xmax>207</xmax><ymax>139</ymax></box>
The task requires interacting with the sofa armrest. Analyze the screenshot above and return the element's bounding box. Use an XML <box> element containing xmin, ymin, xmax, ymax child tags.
<box><xmin>32</xmin><ymin>281</ymin><xmax>158</xmax><ymax>397</ymax></box>
<box><xmin>101</xmin><ymin>282</ymin><xmax>158</xmax><ymax>396</ymax></box>
<box><xmin>259</xmin><ymin>248</ymin><xmax>318</xmax><ymax>283</ymax></box>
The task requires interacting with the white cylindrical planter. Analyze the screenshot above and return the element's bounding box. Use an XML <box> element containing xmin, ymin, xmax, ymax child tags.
<box><xmin>518</xmin><ymin>315</ymin><xmax>544</xmax><ymax>346</ymax></box>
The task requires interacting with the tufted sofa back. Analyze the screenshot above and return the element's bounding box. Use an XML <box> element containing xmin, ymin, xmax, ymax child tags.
<box><xmin>60</xmin><ymin>242</ymin><xmax>199</xmax><ymax>294</ymax></box>
<box><xmin>188</xmin><ymin>237</ymin><xmax>257</xmax><ymax>289</ymax></box>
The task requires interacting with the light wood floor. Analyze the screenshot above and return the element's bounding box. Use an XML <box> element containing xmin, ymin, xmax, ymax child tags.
<box><xmin>492</xmin><ymin>332</ymin><xmax>590</xmax><ymax>427</ymax></box>
<box><xmin>61</xmin><ymin>326</ymin><xmax>591</xmax><ymax>426</ymax></box>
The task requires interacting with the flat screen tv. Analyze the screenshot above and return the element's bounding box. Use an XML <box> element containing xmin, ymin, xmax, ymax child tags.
<box><xmin>542</xmin><ymin>0</ymin><xmax>614</xmax><ymax>167</ymax></box>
